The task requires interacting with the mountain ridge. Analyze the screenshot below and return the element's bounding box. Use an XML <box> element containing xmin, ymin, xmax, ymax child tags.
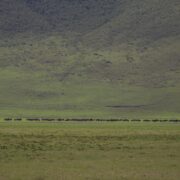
<box><xmin>0</xmin><ymin>0</ymin><xmax>179</xmax><ymax>118</ymax></box>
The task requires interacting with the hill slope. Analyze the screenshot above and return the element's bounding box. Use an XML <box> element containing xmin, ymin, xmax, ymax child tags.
<box><xmin>0</xmin><ymin>0</ymin><xmax>179</xmax><ymax>118</ymax></box>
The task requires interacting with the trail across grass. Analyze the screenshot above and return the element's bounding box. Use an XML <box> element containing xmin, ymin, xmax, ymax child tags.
<box><xmin>0</xmin><ymin>122</ymin><xmax>180</xmax><ymax>180</ymax></box>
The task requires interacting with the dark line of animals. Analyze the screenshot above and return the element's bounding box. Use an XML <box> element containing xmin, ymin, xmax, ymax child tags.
<box><xmin>3</xmin><ymin>118</ymin><xmax>180</xmax><ymax>123</ymax></box>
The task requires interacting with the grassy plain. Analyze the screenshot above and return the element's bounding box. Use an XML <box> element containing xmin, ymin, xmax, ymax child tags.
<box><xmin>0</xmin><ymin>0</ymin><xmax>180</xmax><ymax>118</ymax></box>
<box><xmin>0</xmin><ymin>33</ymin><xmax>180</xmax><ymax>119</ymax></box>
<box><xmin>0</xmin><ymin>122</ymin><xmax>179</xmax><ymax>180</ymax></box>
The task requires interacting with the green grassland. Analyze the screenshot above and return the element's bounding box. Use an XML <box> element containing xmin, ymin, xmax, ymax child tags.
<box><xmin>0</xmin><ymin>0</ymin><xmax>180</xmax><ymax>118</ymax></box>
<box><xmin>0</xmin><ymin>122</ymin><xmax>180</xmax><ymax>180</ymax></box>
<box><xmin>0</xmin><ymin>34</ymin><xmax>179</xmax><ymax>119</ymax></box>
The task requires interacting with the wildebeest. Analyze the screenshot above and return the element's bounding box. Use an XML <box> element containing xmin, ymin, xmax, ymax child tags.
<box><xmin>152</xmin><ymin>119</ymin><xmax>160</xmax><ymax>122</ymax></box>
<box><xmin>143</xmin><ymin>120</ymin><xmax>151</xmax><ymax>122</ymax></box>
<box><xmin>131</xmin><ymin>119</ymin><xmax>141</xmax><ymax>122</ymax></box>
<box><xmin>41</xmin><ymin>118</ymin><xmax>55</xmax><ymax>121</ymax></box>
<box><xmin>14</xmin><ymin>118</ymin><xmax>22</xmax><ymax>121</ymax></box>
<box><xmin>26</xmin><ymin>118</ymin><xmax>41</xmax><ymax>121</ymax></box>
<box><xmin>4</xmin><ymin>118</ymin><xmax>12</xmax><ymax>121</ymax></box>
<box><xmin>169</xmin><ymin>119</ymin><xmax>179</xmax><ymax>123</ymax></box>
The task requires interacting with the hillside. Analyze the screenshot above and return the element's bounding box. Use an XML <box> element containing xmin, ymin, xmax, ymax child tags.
<box><xmin>0</xmin><ymin>0</ymin><xmax>179</xmax><ymax>119</ymax></box>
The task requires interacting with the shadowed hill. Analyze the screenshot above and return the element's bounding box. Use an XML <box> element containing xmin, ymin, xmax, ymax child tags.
<box><xmin>0</xmin><ymin>0</ymin><xmax>51</xmax><ymax>35</ymax></box>
<box><xmin>82</xmin><ymin>0</ymin><xmax>180</xmax><ymax>46</ymax></box>
<box><xmin>0</xmin><ymin>0</ymin><xmax>179</xmax><ymax>118</ymax></box>
<box><xmin>1</xmin><ymin>0</ymin><xmax>179</xmax><ymax>39</ymax></box>
<box><xmin>24</xmin><ymin>0</ymin><xmax>120</xmax><ymax>33</ymax></box>
<box><xmin>0</xmin><ymin>0</ymin><xmax>120</xmax><ymax>34</ymax></box>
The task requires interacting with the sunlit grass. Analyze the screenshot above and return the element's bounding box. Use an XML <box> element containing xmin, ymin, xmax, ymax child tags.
<box><xmin>0</xmin><ymin>122</ymin><xmax>179</xmax><ymax>180</ymax></box>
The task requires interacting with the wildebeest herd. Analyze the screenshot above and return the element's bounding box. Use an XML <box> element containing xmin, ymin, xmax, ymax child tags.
<box><xmin>3</xmin><ymin>118</ymin><xmax>180</xmax><ymax>122</ymax></box>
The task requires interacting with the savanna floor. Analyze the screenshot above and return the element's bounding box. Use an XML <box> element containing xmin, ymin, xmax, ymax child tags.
<box><xmin>0</xmin><ymin>122</ymin><xmax>180</xmax><ymax>180</ymax></box>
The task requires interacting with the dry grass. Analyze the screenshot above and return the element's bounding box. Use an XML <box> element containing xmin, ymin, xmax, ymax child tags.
<box><xmin>0</xmin><ymin>122</ymin><xmax>179</xmax><ymax>180</ymax></box>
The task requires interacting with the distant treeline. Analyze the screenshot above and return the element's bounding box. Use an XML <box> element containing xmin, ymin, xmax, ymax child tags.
<box><xmin>3</xmin><ymin>118</ymin><xmax>180</xmax><ymax>123</ymax></box>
